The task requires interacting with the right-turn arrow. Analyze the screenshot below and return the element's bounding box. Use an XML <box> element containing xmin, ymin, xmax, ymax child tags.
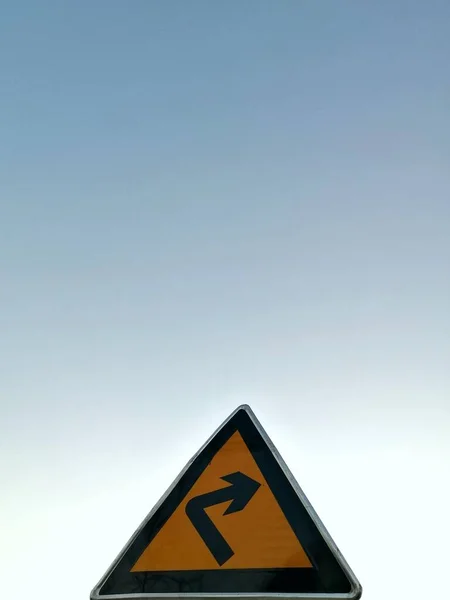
<box><xmin>185</xmin><ymin>471</ymin><xmax>261</xmax><ymax>566</ymax></box>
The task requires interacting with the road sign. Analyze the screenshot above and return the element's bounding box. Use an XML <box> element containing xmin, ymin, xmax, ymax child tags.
<box><xmin>91</xmin><ymin>405</ymin><xmax>362</xmax><ymax>600</ymax></box>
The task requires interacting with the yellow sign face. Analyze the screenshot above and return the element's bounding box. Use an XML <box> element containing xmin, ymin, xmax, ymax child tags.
<box><xmin>91</xmin><ymin>406</ymin><xmax>362</xmax><ymax>600</ymax></box>
<box><xmin>132</xmin><ymin>431</ymin><xmax>311</xmax><ymax>571</ymax></box>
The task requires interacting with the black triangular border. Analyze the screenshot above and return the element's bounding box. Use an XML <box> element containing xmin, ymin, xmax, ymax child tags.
<box><xmin>91</xmin><ymin>405</ymin><xmax>361</xmax><ymax>599</ymax></box>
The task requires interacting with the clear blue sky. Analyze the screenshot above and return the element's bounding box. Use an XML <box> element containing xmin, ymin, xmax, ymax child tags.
<box><xmin>1</xmin><ymin>2</ymin><xmax>449</xmax><ymax>600</ymax></box>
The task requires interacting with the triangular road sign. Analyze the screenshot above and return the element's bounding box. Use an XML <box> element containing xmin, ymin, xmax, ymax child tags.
<box><xmin>91</xmin><ymin>405</ymin><xmax>362</xmax><ymax>600</ymax></box>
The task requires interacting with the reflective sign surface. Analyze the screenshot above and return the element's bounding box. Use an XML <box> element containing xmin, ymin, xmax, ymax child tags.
<box><xmin>91</xmin><ymin>405</ymin><xmax>362</xmax><ymax>600</ymax></box>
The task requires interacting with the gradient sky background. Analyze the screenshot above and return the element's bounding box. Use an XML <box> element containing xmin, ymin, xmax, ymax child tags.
<box><xmin>1</xmin><ymin>2</ymin><xmax>449</xmax><ymax>599</ymax></box>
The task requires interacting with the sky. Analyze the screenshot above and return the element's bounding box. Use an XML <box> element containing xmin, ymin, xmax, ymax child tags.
<box><xmin>1</xmin><ymin>1</ymin><xmax>449</xmax><ymax>599</ymax></box>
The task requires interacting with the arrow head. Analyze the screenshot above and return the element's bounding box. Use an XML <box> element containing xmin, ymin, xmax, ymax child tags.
<box><xmin>221</xmin><ymin>471</ymin><xmax>261</xmax><ymax>515</ymax></box>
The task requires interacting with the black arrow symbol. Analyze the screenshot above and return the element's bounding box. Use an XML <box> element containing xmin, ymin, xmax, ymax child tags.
<box><xmin>185</xmin><ymin>471</ymin><xmax>261</xmax><ymax>566</ymax></box>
